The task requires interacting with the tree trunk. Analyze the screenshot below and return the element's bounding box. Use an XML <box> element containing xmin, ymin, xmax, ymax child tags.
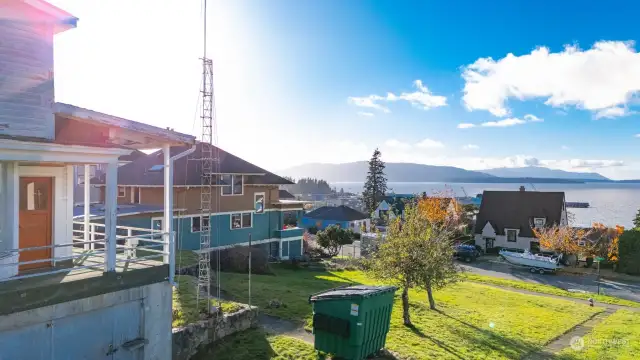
<box><xmin>426</xmin><ymin>280</ymin><xmax>436</xmax><ymax>310</ymax></box>
<box><xmin>401</xmin><ymin>286</ymin><xmax>411</xmax><ymax>326</ymax></box>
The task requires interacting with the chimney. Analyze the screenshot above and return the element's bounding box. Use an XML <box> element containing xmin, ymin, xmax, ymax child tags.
<box><xmin>519</xmin><ymin>186</ymin><xmax>526</xmax><ymax>192</ymax></box>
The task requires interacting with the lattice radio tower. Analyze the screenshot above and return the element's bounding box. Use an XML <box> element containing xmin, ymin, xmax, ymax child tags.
<box><xmin>196</xmin><ymin>0</ymin><xmax>219</xmax><ymax>311</ymax></box>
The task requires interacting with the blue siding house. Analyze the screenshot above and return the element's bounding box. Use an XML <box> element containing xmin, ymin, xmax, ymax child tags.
<box><xmin>301</xmin><ymin>205</ymin><xmax>370</xmax><ymax>233</ymax></box>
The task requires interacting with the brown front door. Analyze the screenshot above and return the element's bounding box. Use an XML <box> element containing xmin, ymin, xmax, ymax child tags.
<box><xmin>19</xmin><ymin>177</ymin><xmax>53</xmax><ymax>271</ymax></box>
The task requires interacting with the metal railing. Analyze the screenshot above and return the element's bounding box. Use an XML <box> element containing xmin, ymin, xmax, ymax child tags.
<box><xmin>0</xmin><ymin>222</ymin><xmax>175</xmax><ymax>283</ymax></box>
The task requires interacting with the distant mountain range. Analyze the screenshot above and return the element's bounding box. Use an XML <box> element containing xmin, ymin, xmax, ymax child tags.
<box><xmin>481</xmin><ymin>166</ymin><xmax>610</xmax><ymax>181</ymax></box>
<box><xmin>278</xmin><ymin>162</ymin><xmax>622</xmax><ymax>183</ymax></box>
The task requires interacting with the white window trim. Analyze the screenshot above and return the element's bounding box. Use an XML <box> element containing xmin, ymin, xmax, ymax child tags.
<box><xmin>254</xmin><ymin>192</ymin><xmax>265</xmax><ymax>213</ymax></box>
<box><xmin>151</xmin><ymin>217</ymin><xmax>163</xmax><ymax>232</ymax></box>
<box><xmin>230</xmin><ymin>211</ymin><xmax>253</xmax><ymax>230</ymax></box>
<box><xmin>505</xmin><ymin>228</ymin><xmax>518</xmax><ymax>242</ymax></box>
<box><xmin>191</xmin><ymin>215</ymin><xmax>210</xmax><ymax>233</ymax></box>
<box><xmin>118</xmin><ymin>186</ymin><xmax>126</xmax><ymax>198</ymax></box>
<box><xmin>533</xmin><ymin>217</ymin><xmax>546</xmax><ymax>228</ymax></box>
<box><xmin>220</xmin><ymin>174</ymin><xmax>244</xmax><ymax>196</ymax></box>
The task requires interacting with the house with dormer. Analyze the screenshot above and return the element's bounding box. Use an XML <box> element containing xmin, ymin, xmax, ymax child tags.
<box><xmin>474</xmin><ymin>187</ymin><xmax>567</xmax><ymax>253</ymax></box>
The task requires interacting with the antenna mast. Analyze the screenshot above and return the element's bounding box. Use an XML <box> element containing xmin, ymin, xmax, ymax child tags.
<box><xmin>197</xmin><ymin>0</ymin><xmax>217</xmax><ymax>311</ymax></box>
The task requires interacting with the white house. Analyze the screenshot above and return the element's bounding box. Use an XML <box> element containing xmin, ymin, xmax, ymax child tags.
<box><xmin>373</xmin><ymin>200</ymin><xmax>393</xmax><ymax>219</ymax></box>
<box><xmin>474</xmin><ymin>187</ymin><xmax>567</xmax><ymax>253</ymax></box>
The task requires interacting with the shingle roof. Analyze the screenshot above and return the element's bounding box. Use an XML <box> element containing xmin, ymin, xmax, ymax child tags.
<box><xmin>97</xmin><ymin>142</ymin><xmax>293</xmax><ymax>186</ymax></box>
<box><xmin>474</xmin><ymin>190</ymin><xmax>565</xmax><ymax>238</ymax></box>
<box><xmin>279</xmin><ymin>190</ymin><xmax>296</xmax><ymax>199</ymax></box>
<box><xmin>304</xmin><ymin>205</ymin><xmax>368</xmax><ymax>222</ymax></box>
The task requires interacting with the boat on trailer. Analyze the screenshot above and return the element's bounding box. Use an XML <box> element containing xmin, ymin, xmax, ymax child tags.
<box><xmin>499</xmin><ymin>249</ymin><xmax>563</xmax><ymax>274</ymax></box>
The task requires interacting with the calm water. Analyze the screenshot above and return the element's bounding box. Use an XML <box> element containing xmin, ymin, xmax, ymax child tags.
<box><xmin>332</xmin><ymin>182</ymin><xmax>640</xmax><ymax>228</ymax></box>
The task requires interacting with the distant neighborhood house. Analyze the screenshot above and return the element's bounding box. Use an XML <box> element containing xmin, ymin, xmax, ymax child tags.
<box><xmin>474</xmin><ymin>187</ymin><xmax>567</xmax><ymax>253</ymax></box>
<box><xmin>301</xmin><ymin>205</ymin><xmax>371</xmax><ymax>233</ymax></box>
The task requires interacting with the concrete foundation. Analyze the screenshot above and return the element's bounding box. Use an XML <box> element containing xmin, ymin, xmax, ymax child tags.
<box><xmin>0</xmin><ymin>281</ymin><xmax>172</xmax><ymax>360</ymax></box>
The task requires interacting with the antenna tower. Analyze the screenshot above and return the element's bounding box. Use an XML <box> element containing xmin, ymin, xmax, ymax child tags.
<box><xmin>196</xmin><ymin>0</ymin><xmax>218</xmax><ymax>311</ymax></box>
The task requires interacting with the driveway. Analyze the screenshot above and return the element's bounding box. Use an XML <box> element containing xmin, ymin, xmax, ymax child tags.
<box><xmin>461</xmin><ymin>258</ymin><xmax>640</xmax><ymax>303</ymax></box>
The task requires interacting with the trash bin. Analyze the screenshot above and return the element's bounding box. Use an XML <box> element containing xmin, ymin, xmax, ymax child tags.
<box><xmin>309</xmin><ymin>285</ymin><xmax>397</xmax><ymax>360</ymax></box>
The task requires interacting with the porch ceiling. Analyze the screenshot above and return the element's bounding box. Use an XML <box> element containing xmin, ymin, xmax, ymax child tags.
<box><xmin>54</xmin><ymin>103</ymin><xmax>196</xmax><ymax>150</ymax></box>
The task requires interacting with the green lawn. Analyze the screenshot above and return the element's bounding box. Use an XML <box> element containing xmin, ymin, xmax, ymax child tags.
<box><xmin>172</xmin><ymin>275</ymin><xmax>244</xmax><ymax>328</ymax></box>
<box><xmin>219</xmin><ymin>266</ymin><xmax>605</xmax><ymax>359</ymax></box>
<box><xmin>135</xmin><ymin>249</ymin><xmax>200</xmax><ymax>268</ymax></box>
<box><xmin>191</xmin><ymin>329</ymin><xmax>317</xmax><ymax>360</ymax></box>
<box><xmin>558</xmin><ymin>310</ymin><xmax>640</xmax><ymax>360</ymax></box>
<box><xmin>464</xmin><ymin>273</ymin><xmax>640</xmax><ymax>308</ymax></box>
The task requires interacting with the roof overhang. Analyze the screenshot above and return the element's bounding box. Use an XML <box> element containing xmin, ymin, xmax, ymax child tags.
<box><xmin>4</xmin><ymin>0</ymin><xmax>79</xmax><ymax>33</ymax></box>
<box><xmin>0</xmin><ymin>139</ymin><xmax>131</xmax><ymax>163</ymax></box>
<box><xmin>54</xmin><ymin>103</ymin><xmax>196</xmax><ymax>150</ymax></box>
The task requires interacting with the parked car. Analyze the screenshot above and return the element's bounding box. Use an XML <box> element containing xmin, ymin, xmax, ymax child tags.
<box><xmin>454</xmin><ymin>245</ymin><xmax>480</xmax><ymax>262</ymax></box>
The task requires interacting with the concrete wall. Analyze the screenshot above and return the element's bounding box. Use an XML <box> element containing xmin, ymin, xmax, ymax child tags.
<box><xmin>0</xmin><ymin>281</ymin><xmax>172</xmax><ymax>360</ymax></box>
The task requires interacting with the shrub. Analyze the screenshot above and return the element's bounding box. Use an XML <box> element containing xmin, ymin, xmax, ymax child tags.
<box><xmin>618</xmin><ymin>230</ymin><xmax>640</xmax><ymax>275</ymax></box>
<box><xmin>308</xmin><ymin>226</ymin><xmax>319</xmax><ymax>235</ymax></box>
<box><xmin>212</xmin><ymin>246</ymin><xmax>272</xmax><ymax>275</ymax></box>
<box><xmin>316</xmin><ymin>225</ymin><xmax>355</xmax><ymax>257</ymax></box>
<box><xmin>352</xmin><ymin>232</ymin><xmax>362</xmax><ymax>240</ymax></box>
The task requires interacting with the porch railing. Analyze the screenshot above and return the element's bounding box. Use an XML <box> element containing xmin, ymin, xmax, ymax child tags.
<box><xmin>0</xmin><ymin>223</ymin><xmax>175</xmax><ymax>283</ymax></box>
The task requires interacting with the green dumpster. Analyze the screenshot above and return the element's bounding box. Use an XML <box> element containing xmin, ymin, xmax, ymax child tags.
<box><xmin>309</xmin><ymin>285</ymin><xmax>397</xmax><ymax>360</ymax></box>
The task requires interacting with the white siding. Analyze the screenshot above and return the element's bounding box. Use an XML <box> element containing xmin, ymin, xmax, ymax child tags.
<box><xmin>475</xmin><ymin>233</ymin><xmax>538</xmax><ymax>251</ymax></box>
<box><xmin>0</xmin><ymin>20</ymin><xmax>55</xmax><ymax>140</ymax></box>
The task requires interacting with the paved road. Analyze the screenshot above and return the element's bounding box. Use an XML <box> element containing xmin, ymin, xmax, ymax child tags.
<box><xmin>461</xmin><ymin>258</ymin><xmax>640</xmax><ymax>303</ymax></box>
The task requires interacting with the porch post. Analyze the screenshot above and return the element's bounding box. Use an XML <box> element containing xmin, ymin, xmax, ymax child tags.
<box><xmin>162</xmin><ymin>144</ymin><xmax>173</xmax><ymax>265</ymax></box>
<box><xmin>83</xmin><ymin>165</ymin><xmax>91</xmax><ymax>250</ymax></box>
<box><xmin>104</xmin><ymin>161</ymin><xmax>118</xmax><ymax>272</ymax></box>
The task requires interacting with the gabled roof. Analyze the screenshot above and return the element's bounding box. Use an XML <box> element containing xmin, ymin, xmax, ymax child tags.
<box><xmin>100</xmin><ymin>142</ymin><xmax>293</xmax><ymax>186</ymax></box>
<box><xmin>474</xmin><ymin>190</ymin><xmax>565</xmax><ymax>238</ymax></box>
<box><xmin>279</xmin><ymin>190</ymin><xmax>296</xmax><ymax>199</ymax></box>
<box><xmin>304</xmin><ymin>205</ymin><xmax>368</xmax><ymax>222</ymax></box>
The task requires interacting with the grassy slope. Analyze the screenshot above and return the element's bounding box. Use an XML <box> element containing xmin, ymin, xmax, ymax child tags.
<box><xmin>172</xmin><ymin>275</ymin><xmax>243</xmax><ymax>328</ymax></box>
<box><xmin>558</xmin><ymin>310</ymin><xmax>640</xmax><ymax>360</ymax></box>
<box><xmin>192</xmin><ymin>329</ymin><xmax>317</xmax><ymax>360</ymax></box>
<box><xmin>464</xmin><ymin>273</ymin><xmax>640</xmax><ymax>308</ymax></box>
<box><xmin>220</xmin><ymin>267</ymin><xmax>603</xmax><ymax>359</ymax></box>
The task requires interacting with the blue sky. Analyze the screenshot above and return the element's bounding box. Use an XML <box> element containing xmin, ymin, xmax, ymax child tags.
<box><xmin>50</xmin><ymin>0</ymin><xmax>640</xmax><ymax>179</ymax></box>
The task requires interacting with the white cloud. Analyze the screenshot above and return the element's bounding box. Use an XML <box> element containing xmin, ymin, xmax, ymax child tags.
<box><xmin>416</xmin><ymin>138</ymin><xmax>444</xmax><ymax>149</ymax></box>
<box><xmin>524</xmin><ymin>114</ymin><xmax>543</xmax><ymax>122</ymax></box>
<box><xmin>561</xmin><ymin>145</ymin><xmax>570</xmax><ymax>150</ymax></box>
<box><xmin>348</xmin><ymin>95</ymin><xmax>390</xmax><ymax>113</ymax></box>
<box><xmin>481</xmin><ymin>118</ymin><xmax>527</xmax><ymax>127</ymax></box>
<box><xmin>357</xmin><ymin>111</ymin><xmax>374</xmax><ymax>117</ymax></box>
<box><xmin>461</xmin><ymin>114</ymin><xmax>542</xmax><ymax>128</ymax></box>
<box><xmin>462</xmin><ymin>41</ymin><xmax>640</xmax><ymax>117</ymax></box>
<box><xmin>635</xmin><ymin>134</ymin><xmax>640</xmax><ymax>138</ymax></box>
<box><xmin>594</xmin><ymin>106</ymin><xmax>633</xmax><ymax>119</ymax></box>
<box><xmin>348</xmin><ymin>80</ymin><xmax>447</xmax><ymax>113</ymax></box>
<box><xmin>384</xmin><ymin>139</ymin><xmax>412</xmax><ymax>150</ymax></box>
<box><xmin>462</xmin><ymin>144</ymin><xmax>479</xmax><ymax>150</ymax></box>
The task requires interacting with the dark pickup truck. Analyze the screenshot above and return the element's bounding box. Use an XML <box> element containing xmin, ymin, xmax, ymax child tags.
<box><xmin>454</xmin><ymin>245</ymin><xmax>480</xmax><ymax>263</ymax></box>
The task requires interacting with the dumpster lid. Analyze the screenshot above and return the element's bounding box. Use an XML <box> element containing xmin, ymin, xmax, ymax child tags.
<box><xmin>309</xmin><ymin>285</ymin><xmax>397</xmax><ymax>302</ymax></box>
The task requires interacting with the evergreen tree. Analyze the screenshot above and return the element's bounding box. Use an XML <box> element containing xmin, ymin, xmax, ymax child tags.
<box><xmin>363</xmin><ymin>148</ymin><xmax>388</xmax><ymax>215</ymax></box>
<box><xmin>634</xmin><ymin>208</ymin><xmax>640</xmax><ymax>229</ymax></box>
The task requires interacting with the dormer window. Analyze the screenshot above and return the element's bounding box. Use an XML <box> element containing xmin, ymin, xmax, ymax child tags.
<box><xmin>533</xmin><ymin>217</ymin><xmax>546</xmax><ymax>228</ymax></box>
<box><xmin>506</xmin><ymin>229</ymin><xmax>517</xmax><ymax>242</ymax></box>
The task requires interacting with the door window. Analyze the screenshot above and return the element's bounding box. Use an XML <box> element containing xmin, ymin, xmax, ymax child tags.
<box><xmin>20</xmin><ymin>179</ymin><xmax>50</xmax><ymax>211</ymax></box>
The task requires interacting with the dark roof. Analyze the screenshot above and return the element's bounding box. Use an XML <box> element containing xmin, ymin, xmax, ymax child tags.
<box><xmin>96</xmin><ymin>142</ymin><xmax>293</xmax><ymax>186</ymax></box>
<box><xmin>119</xmin><ymin>149</ymin><xmax>146</xmax><ymax>162</ymax></box>
<box><xmin>279</xmin><ymin>190</ymin><xmax>296</xmax><ymax>199</ymax></box>
<box><xmin>304</xmin><ymin>205</ymin><xmax>368</xmax><ymax>222</ymax></box>
<box><xmin>474</xmin><ymin>190</ymin><xmax>565</xmax><ymax>238</ymax></box>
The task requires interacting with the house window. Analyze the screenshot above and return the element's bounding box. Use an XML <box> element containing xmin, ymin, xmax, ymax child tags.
<box><xmin>506</xmin><ymin>229</ymin><xmax>517</xmax><ymax>242</ymax></box>
<box><xmin>131</xmin><ymin>187</ymin><xmax>141</xmax><ymax>204</ymax></box>
<box><xmin>152</xmin><ymin>218</ymin><xmax>163</xmax><ymax>231</ymax></box>
<box><xmin>231</xmin><ymin>212</ymin><xmax>252</xmax><ymax>229</ymax></box>
<box><xmin>533</xmin><ymin>217</ymin><xmax>546</xmax><ymax>228</ymax></box>
<box><xmin>221</xmin><ymin>175</ymin><xmax>243</xmax><ymax>196</ymax></box>
<box><xmin>254</xmin><ymin>192</ymin><xmax>265</xmax><ymax>213</ymax></box>
<box><xmin>118</xmin><ymin>186</ymin><xmax>126</xmax><ymax>198</ymax></box>
<box><xmin>192</xmin><ymin>216</ymin><xmax>210</xmax><ymax>233</ymax></box>
<box><xmin>578</xmin><ymin>240</ymin><xmax>586</xmax><ymax>247</ymax></box>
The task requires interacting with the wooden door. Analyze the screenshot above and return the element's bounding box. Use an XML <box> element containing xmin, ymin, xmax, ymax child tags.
<box><xmin>19</xmin><ymin>177</ymin><xmax>53</xmax><ymax>271</ymax></box>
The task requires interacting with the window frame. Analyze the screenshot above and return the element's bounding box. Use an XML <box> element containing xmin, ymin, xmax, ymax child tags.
<box><xmin>506</xmin><ymin>229</ymin><xmax>517</xmax><ymax>242</ymax></box>
<box><xmin>254</xmin><ymin>192</ymin><xmax>265</xmax><ymax>213</ymax></box>
<box><xmin>230</xmin><ymin>212</ymin><xmax>253</xmax><ymax>230</ymax></box>
<box><xmin>118</xmin><ymin>186</ymin><xmax>126</xmax><ymax>198</ymax></box>
<box><xmin>221</xmin><ymin>174</ymin><xmax>243</xmax><ymax>196</ymax></box>
<box><xmin>191</xmin><ymin>216</ymin><xmax>210</xmax><ymax>233</ymax></box>
<box><xmin>533</xmin><ymin>217</ymin><xmax>546</xmax><ymax>228</ymax></box>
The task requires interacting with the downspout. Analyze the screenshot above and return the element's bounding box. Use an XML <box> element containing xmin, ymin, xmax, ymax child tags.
<box><xmin>164</xmin><ymin>144</ymin><xmax>197</xmax><ymax>286</ymax></box>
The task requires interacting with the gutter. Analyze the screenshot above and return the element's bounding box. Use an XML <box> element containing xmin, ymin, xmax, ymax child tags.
<box><xmin>171</xmin><ymin>144</ymin><xmax>197</xmax><ymax>161</ymax></box>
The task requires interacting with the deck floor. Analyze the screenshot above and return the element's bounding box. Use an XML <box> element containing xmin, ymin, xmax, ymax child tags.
<box><xmin>0</xmin><ymin>248</ymin><xmax>163</xmax><ymax>294</ymax></box>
